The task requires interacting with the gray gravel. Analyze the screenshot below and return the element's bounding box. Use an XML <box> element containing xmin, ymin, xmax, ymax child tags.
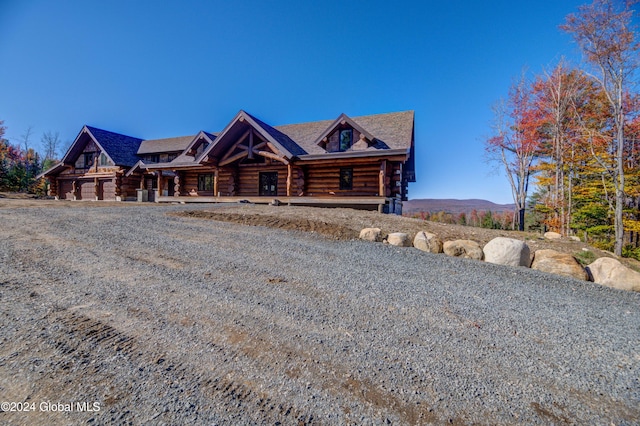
<box><xmin>0</xmin><ymin>203</ymin><xmax>638</xmax><ymax>425</ymax></box>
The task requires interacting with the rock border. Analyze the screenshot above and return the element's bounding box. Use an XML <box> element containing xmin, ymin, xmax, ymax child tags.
<box><xmin>360</xmin><ymin>228</ymin><xmax>640</xmax><ymax>292</ymax></box>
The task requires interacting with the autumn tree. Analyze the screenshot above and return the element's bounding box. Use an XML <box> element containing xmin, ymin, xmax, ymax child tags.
<box><xmin>561</xmin><ymin>0</ymin><xmax>639</xmax><ymax>255</ymax></box>
<box><xmin>486</xmin><ymin>73</ymin><xmax>541</xmax><ymax>231</ymax></box>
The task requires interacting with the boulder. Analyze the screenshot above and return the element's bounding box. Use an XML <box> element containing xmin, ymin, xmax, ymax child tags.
<box><xmin>586</xmin><ymin>257</ymin><xmax>640</xmax><ymax>292</ymax></box>
<box><xmin>531</xmin><ymin>249</ymin><xmax>588</xmax><ymax>280</ymax></box>
<box><xmin>359</xmin><ymin>228</ymin><xmax>382</xmax><ymax>242</ymax></box>
<box><xmin>443</xmin><ymin>240</ymin><xmax>484</xmax><ymax>260</ymax></box>
<box><xmin>544</xmin><ymin>231</ymin><xmax>562</xmax><ymax>240</ymax></box>
<box><xmin>483</xmin><ymin>237</ymin><xmax>531</xmax><ymax>267</ymax></box>
<box><xmin>387</xmin><ymin>232</ymin><xmax>411</xmax><ymax>247</ymax></box>
<box><xmin>413</xmin><ymin>231</ymin><xmax>443</xmax><ymax>253</ymax></box>
<box><xmin>569</xmin><ymin>236</ymin><xmax>581</xmax><ymax>242</ymax></box>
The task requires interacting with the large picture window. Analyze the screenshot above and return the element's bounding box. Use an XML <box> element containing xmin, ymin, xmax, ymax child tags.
<box><xmin>340</xmin><ymin>168</ymin><xmax>353</xmax><ymax>190</ymax></box>
<box><xmin>198</xmin><ymin>174</ymin><xmax>213</xmax><ymax>191</ymax></box>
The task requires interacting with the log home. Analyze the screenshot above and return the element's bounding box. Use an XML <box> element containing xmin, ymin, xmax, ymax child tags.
<box><xmin>40</xmin><ymin>110</ymin><xmax>415</xmax><ymax>213</ymax></box>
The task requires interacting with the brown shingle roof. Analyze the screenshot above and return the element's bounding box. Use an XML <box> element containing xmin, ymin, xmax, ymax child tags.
<box><xmin>137</xmin><ymin>135</ymin><xmax>196</xmax><ymax>154</ymax></box>
<box><xmin>274</xmin><ymin>110</ymin><xmax>414</xmax><ymax>156</ymax></box>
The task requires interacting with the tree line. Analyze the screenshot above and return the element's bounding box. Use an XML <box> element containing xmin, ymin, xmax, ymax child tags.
<box><xmin>0</xmin><ymin>121</ymin><xmax>64</xmax><ymax>194</ymax></box>
<box><xmin>485</xmin><ymin>0</ymin><xmax>639</xmax><ymax>257</ymax></box>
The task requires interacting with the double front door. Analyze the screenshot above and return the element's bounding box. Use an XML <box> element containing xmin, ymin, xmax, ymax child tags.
<box><xmin>259</xmin><ymin>172</ymin><xmax>278</xmax><ymax>196</ymax></box>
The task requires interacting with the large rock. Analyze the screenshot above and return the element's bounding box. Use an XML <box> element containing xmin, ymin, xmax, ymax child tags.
<box><xmin>387</xmin><ymin>232</ymin><xmax>411</xmax><ymax>247</ymax></box>
<box><xmin>586</xmin><ymin>257</ymin><xmax>640</xmax><ymax>292</ymax></box>
<box><xmin>531</xmin><ymin>249</ymin><xmax>588</xmax><ymax>280</ymax></box>
<box><xmin>359</xmin><ymin>227</ymin><xmax>382</xmax><ymax>242</ymax></box>
<box><xmin>544</xmin><ymin>231</ymin><xmax>562</xmax><ymax>240</ymax></box>
<box><xmin>483</xmin><ymin>237</ymin><xmax>531</xmax><ymax>267</ymax></box>
<box><xmin>413</xmin><ymin>231</ymin><xmax>443</xmax><ymax>253</ymax></box>
<box><xmin>443</xmin><ymin>240</ymin><xmax>484</xmax><ymax>260</ymax></box>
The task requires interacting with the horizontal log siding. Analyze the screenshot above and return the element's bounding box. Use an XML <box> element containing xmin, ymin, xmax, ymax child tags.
<box><xmin>305</xmin><ymin>163</ymin><xmax>380</xmax><ymax>197</ymax></box>
<box><xmin>390</xmin><ymin>162</ymin><xmax>400</xmax><ymax>198</ymax></box>
<box><xmin>121</xmin><ymin>176</ymin><xmax>141</xmax><ymax>199</ymax></box>
<box><xmin>182</xmin><ymin>170</ymin><xmax>217</xmax><ymax>196</ymax></box>
<box><xmin>237</xmin><ymin>164</ymin><xmax>288</xmax><ymax>197</ymax></box>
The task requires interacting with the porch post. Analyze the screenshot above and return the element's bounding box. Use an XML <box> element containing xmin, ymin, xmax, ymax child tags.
<box><xmin>286</xmin><ymin>163</ymin><xmax>292</xmax><ymax>197</ymax></box>
<box><xmin>213</xmin><ymin>169</ymin><xmax>219</xmax><ymax>197</ymax></box>
<box><xmin>94</xmin><ymin>177</ymin><xmax>99</xmax><ymax>201</ymax></box>
<box><xmin>156</xmin><ymin>170</ymin><xmax>162</xmax><ymax>201</ymax></box>
<box><xmin>379</xmin><ymin>160</ymin><xmax>387</xmax><ymax>197</ymax></box>
<box><xmin>174</xmin><ymin>171</ymin><xmax>181</xmax><ymax>197</ymax></box>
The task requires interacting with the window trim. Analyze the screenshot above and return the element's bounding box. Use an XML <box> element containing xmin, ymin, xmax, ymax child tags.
<box><xmin>339</xmin><ymin>129</ymin><xmax>353</xmax><ymax>152</ymax></box>
<box><xmin>259</xmin><ymin>172</ymin><xmax>278</xmax><ymax>196</ymax></box>
<box><xmin>339</xmin><ymin>167</ymin><xmax>353</xmax><ymax>190</ymax></box>
<box><xmin>83</xmin><ymin>152</ymin><xmax>95</xmax><ymax>168</ymax></box>
<box><xmin>197</xmin><ymin>174</ymin><xmax>213</xmax><ymax>191</ymax></box>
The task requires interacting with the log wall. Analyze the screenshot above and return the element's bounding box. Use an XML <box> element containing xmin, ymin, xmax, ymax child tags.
<box><xmin>304</xmin><ymin>162</ymin><xmax>382</xmax><ymax>197</ymax></box>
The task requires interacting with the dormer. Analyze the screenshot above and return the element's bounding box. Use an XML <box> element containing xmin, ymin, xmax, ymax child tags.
<box><xmin>315</xmin><ymin>113</ymin><xmax>376</xmax><ymax>153</ymax></box>
<box><xmin>184</xmin><ymin>131</ymin><xmax>217</xmax><ymax>158</ymax></box>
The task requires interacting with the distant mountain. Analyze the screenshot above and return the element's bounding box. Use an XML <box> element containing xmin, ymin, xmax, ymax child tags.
<box><xmin>403</xmin><ymin>199</ymin><xmax>516</xmax><ymax>215</ymax></box>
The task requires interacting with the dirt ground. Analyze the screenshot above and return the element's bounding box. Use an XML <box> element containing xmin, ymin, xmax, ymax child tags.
<box><xmin>1</xmin><ymin>192</ymin><xmax>636</xmax><ymax>271</ymax></box>
<box><xmin>1</xmin><ymin>194</ymin><xmax>639</xmax><ymax>424</ymax></box>
<box><xmin>174</xmin><ymin>204</ymin><xmax>640</xmax><ymax>271</ymax></box>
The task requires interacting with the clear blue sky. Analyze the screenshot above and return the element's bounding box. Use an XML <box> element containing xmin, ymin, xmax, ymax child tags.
<box><xmin>0</xmin><ymin>0</ymin><xmax>588</xmax><ymax>204</ymax></box>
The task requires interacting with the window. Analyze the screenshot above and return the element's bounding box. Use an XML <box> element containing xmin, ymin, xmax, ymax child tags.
<box><xmin>99</xmin><ymin>153</ymin><xmax>109</xmax><ymax>166</ymax></box>
<box><xmin>198</xmin><ymin>174</ymin><xmax>213</xmax><ymax>191</ymax></box>
<box><xmin>167</xmin><ymin>153</ymin><xmax>177</xmax><ymax>162</ymax></box>
<box><xmin>196</xmin><ymin>141</ymin><xmax>209</xmax><ymax>155</ymax></box>
<box><xmin>259</xmin><ymin>172</ymin><xmax>278</xmax><ymax>196</ymax></box>
<box><xmin>339</xmin><ymin>129</ymin><xmax>352</xmax><ymax>152</ymax></box>
<box><xmin>147</xmin><ymin>155</ymin><xmax>160</xmax><ymax>163</ymax></box>
<box><xmin>83</xmin><ymin>152</ymin><xmax>94</xmax><ymax>168</ymax></box>
<box><xmin>340</xmin><ymin>168</ymin><xmax>353</xmax><ymax>190</ymax></box>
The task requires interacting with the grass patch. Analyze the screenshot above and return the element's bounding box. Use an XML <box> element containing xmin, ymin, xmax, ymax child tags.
<box><xmin>574</xmin><ymin>250</ymin><xmax>596</xmax><ymax>266</ymax></box>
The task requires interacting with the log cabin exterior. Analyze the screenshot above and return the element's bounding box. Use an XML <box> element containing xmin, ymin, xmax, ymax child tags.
<box><xmin>40</xmin><ymin>110</ymin><xmax>415</xmax><ymax>212</ymax></box>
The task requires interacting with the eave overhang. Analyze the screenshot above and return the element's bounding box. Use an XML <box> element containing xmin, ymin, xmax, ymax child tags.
<box><xmin>296</xmin><ymin>148</ymin><xmax>409</xmax><ymax>163</ymax></box>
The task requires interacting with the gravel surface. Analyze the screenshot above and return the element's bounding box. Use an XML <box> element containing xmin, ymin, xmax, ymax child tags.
<box><xmin>0</xmin><ymin>202</ymin><xmax>638</xmax><ymax>425</ymax></box>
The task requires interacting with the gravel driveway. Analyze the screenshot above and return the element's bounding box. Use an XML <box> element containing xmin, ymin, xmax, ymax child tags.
<box><xmin>0</xmin><ymin>203</ymin><xmax>638</xmax><ymax>425</ymax></box>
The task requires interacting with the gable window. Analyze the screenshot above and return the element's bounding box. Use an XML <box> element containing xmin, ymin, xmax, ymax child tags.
<box><xmin>340</xmin><ymin>168</ymin><xmax>353</xmax><ymax>190</ymax></box>
<box><xmin>259</xmin><ymin>172</ymin><xmax>278</xmax><ymax>196</ymax></box>
<box><xmin>198</xmin><ymin>174</ymin><xmax>213</xmax><ymax>191</ymax></box>
<box><xmin>99</xmin><ymin>153</ymin><xmax>109</xmax><ymax>166</ymax></box>
<box><xmin>196</xmin><ymin>141</ymin><xmax>209</xmax><ymax>156</ymax></box>
<box><xmin>83</xmin><ymin>152</ymin><xmax>95</xmax><ymax>168</ymax></box>
<box><xmin>339</xmin><ymin>129</ymin><xmax>353</xmax><ymax>152</ymax></box>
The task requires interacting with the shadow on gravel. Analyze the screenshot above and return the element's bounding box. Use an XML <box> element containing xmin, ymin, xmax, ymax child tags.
<box><xmin>174</xmin><ymin>210</ymin><xmax>359</xmax><ymax>240</ymax></box>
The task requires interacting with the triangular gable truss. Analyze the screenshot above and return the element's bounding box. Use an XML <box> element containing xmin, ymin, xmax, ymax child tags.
<box><xmin>199</xmin><ymin>111</ymin><xmax>294</xmax><ymax>166</ymax></box>
<box><xmin>59</xmin><ymin>126</ymin><xmax>116</xmax><ymax>167</ymax></box>
<box><xmin>183</xmin><ymin>131</ymin><xmax>217</xmax><ymax>158</ymax></box>
<box><xmin>314</xmin><ymin>113</ymin><xmax>377</xmax><ymax>150</ymax></box>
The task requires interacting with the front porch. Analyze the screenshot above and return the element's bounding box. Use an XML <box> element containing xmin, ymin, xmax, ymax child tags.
<box><xmin>155</xmin><ymin>195</ymin><xmax>403</xmax><ymax>213</ymax></box>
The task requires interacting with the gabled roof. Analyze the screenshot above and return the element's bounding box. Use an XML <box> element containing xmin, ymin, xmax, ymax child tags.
<box><xmin>137</xmin><ymin>135</ymin><xmax>195</xmax><ymax>155</ymax></box>
<box><xmin>274</xmin><ymin>110</ymin><xmax>414</xmax><ymax>156</ymax></box>
<box><xmin>243</xmin><ymin>112</ymin><xmax>307</xmax><ymax>157</ymax></box>
<box><xmin>59</xmin><ymin>125</ymin><xmax>143</xmax><ymax>168</ymax></box>
<box><xmin>199</xmin><ymin>110</ymin><xmax>306</xmax><ymax>162</ymax></box>
<box><xmin>181</xmin><ymin>130</ymin><xmax>218</xmax><ymax>159</ymax></box>
<box><xmin>312</xmin><ymin>113</ymin><xmax>376</xmax><ymax>148</ymax></box>
<box><xmin>84</xmin><ymin>126</ymin><xmax>144</xmax><ymax>166</ymax></box>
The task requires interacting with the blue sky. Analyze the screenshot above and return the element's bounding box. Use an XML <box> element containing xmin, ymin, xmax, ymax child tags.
<box><xmin>0</xmin><ymin>0</ymin><xmax>588</xmax><ymax>203</ymax></box>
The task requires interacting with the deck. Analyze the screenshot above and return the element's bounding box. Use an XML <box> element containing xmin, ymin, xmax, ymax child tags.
<box><xmin>156</xmin><ymin>195</ymin><xmax>402</xmax><ymax>213</ymax></box>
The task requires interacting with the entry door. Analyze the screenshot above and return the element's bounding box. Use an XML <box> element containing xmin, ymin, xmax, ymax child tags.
<box><xmin>259</xmin><ymin>172</ymin><xmax>278</xmax><ymax>196</ymax></box>
<box><xmin>146</xmin><ymin>178</ymin><xmax>157</xmax><ymax>202</ymax></box>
